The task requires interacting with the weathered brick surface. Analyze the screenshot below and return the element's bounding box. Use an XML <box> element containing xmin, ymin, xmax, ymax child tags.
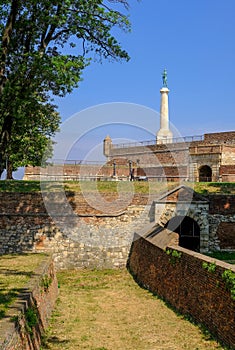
<box><xmin>204</xmin><ymin>131</ymin><xmax>235</xmax><ymax>143</ymax></box>
<box><xmin>0</xmin><ymin>192</ymin><xmax>234</xmax><ymax>267</ymax></box>
<box><xmin>128</xmin><ymin>236</ymin><xmax>235</xmax><ymax>349</ymax></box>
<box><xmin>24</xmin><ymin>131</ymin><xmax>235</xmax><ymax>182</ymax></box>
<box><xmin>209</xmin><ymin>194</ymin><xmax>235</xmax><ymax>215</ymax></box>
<box><xmin>216</xmin><ymin>222</ymin><xmax>235</xmax><ymax>249</ymax></box>
<box><xmin>0</xmin><ymin>256</ymin><xmax>58</xmax><ymax>350</ymax></box>
<box><xmin>0</xmin><ymin>192</ymin><xmax>153</xmax><ymax>269</ymax></box>
<box><xmin>220</xmin><ymin>165</ymin><xmax>235</xmax><ymax>174</ymax></box>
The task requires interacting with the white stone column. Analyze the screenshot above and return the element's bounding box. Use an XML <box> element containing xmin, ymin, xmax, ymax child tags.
<box><xmin>157</xmin><ymin>87</ymin><xmax>173</xmax><ymax>144</ymax></box>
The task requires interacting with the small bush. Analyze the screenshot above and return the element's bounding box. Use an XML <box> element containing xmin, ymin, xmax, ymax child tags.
<box><xmin>25</xmin><ymin>307</ymin><xmax>38</xmax><ymax>335</ymax></box>
<box><xmin>222</xmin><ymin>269</ymin><xmax>235</xmax><ymax>301</ymax></box>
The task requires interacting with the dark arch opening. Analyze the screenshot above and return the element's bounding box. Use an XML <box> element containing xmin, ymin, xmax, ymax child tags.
<box><xmin>164</xmin><ymin>216</ymin><xmax>200</xmax><ymax>252</ymax></box>
<box><xmin>199</xmin><ymin>165</ymin><xmax>212</xmax><ymax>182</ymax></box>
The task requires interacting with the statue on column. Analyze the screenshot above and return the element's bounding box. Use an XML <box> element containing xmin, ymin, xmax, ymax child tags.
<box><xmin>162</xmin><ymin>68</ymin><xmax>168</xmax><ymax>87</ymax></box>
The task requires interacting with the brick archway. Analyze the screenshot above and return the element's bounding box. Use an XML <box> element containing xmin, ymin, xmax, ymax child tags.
<box><xmin>199</xmin><ymin>165</ymin><xmax>212</xmax><ymax>182</ymax></box>
<box><xmin>164</xmin><ymin>215</ymin><xmax>200</xmax><ymax>252</ymax></box>
<box><xmin>154</xmin><ymin>186</ymin><xmax>210</xmax><ymax>252</ymax></box>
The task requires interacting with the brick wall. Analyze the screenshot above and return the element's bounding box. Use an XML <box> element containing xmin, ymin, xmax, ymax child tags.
<box><xmin>0</xmin><ymin>192</ymin><xmax>235</xmax><ymax>266</ymax></box>
<box><xmin>128</xmin><ymin>235</ymin><xmax>235</xmax><ymax>349</ymax></box>
<box><xmin>1</xmin><ymin>256</ymin><xmax>58</xmax><ymax>350</ymax></box>
<box><xmin>220</xmin><ymin>164</ymin><xmax>235</xmax><ymax>182</ymax></box>
<box><xmin>209</xmin><ymin>194</ymin><xmax>235</xmax><ymax>215</ymax></box>
<box><xmin>0</xmin><ymin>192</ymin><xmax>152</xmax><ymax>269</ymax></box>
<box><xmin>220</xmin><ymin>165</ymin><xmax>235</xmax><ymax>174</ymax></box>
<box><xmin>216</xmin><ymin>223</ymin><xmax>235</xmax><ymax>249</ymax></box>
<box><xmin>110</xmin><ymin>144</ymin><xmax>190</xmax><ymax>166</ymax></box>
<box><xmin>204</xmin><ymin>131</ymin><xmax>235</xmax><ymax>143</ymax></box>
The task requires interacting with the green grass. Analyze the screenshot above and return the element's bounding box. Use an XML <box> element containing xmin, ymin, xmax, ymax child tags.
<box><xmin>0</xmin><ymin>253</ymin><xmax>47</xmax><ymax>319</ymax></box>
<box><xmin>1</xmin><ymin>180</ymin><xmax>235</xmax><ymax>194</ymax></box>
<box><xmin>0</xmin><ymin>180</ymin><xmax>175</xmax><ymax>194</ymax></box>
<box><xmin>41</xmin><ymin>269</ymin><xmax>226</xmax><ymax>350</ymax></box>
<box><xmin>206</xmin><ymin>251</ymin><xmax>235</xmax><ymax>264</ymax></box>
<box><xmin>192</xmin><ymin>182</ymin><xmax>235</xmax><ymax>195</ymax></box>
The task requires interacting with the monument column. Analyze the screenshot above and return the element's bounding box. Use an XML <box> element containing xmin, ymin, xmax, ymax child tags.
<box><xmin>156</xmin><ymin>69</ymin><xmax>173</xmax><ymax>144</ymax></box>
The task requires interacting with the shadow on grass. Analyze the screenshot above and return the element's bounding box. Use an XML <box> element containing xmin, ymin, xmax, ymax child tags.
<box><xmin>0</xmin><ymin>287</ymin><xmax>31</xmax><ymax>320</ymax></box>
<box><xmin>0</xmin><ymin>180</ymin><xmax>41</xmax><ymax>192</ymax></box>
<box><xmin>0</xmin><ymin>269</ymin><xmax>34</xmax><ymax>277</ymax></box>
<box><xmin>42</xmin><ymin>336</ymin><xmax>70</xmax><ymax>349</ymax></box>
<box><xmin>0</xmin><ymin>264</ymin><xmax>38</xmax><ymax>320</ymax></box>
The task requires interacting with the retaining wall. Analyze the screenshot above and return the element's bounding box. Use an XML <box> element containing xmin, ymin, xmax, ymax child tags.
<box><xmin>128</xmin><ymin>235</ymin><xmax>235</xmax><ymax>349</ymax></box>
<box><xmin>0</xmin><ymin>255</ymin><xmax>58</xmax><ymax>350</ymax></box>
<box><xmin>0</xmin><ymin>192</ymin><xmax>235</xmax><ymax>268</ymax></box>
<box><xmin>0</xmin><ymin>192</ymin><xmax>152</xmax><ymax>269</ymax></box>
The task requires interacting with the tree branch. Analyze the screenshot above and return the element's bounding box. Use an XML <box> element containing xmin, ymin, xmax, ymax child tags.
<box><xmin>0</xmin><ymin>0</ymin><xmax>20</xmax><ymax>93</ymax></box>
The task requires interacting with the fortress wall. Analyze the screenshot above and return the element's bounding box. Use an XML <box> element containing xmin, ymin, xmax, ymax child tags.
<box><xmin>0</xmin><ymin>193</ymin><xmax>235</xmax><ymax>267</ymax></box>
<box><xmin>208</xmin><ymin>194</ymin><xmax>235</xmax><ymax>215</ymax></box>
<box><xmin>25</xmin><ymin>164</ymin><xmax>116</xmax><ymax>180</ymax></box>
<box><xmin>140</xmin><ymin>166</ymin><xmax>188</xmax><ymax>179</ymax></box>
<box><xmin>0</xmin><ymin>192</ymin><xmax>152</xmax><ymax>269</ymax></box>
<box><xmin>189</xmin><ymin>144</ymin><xmax>222</xmax><ymax>154</ymax></box>
<box><xmin>204</xmin><ymin>131</ymin><xmax>235</xmax><ymax>143</ymax></box>
<box><xmin>208</xmin><ymin>194</ymin><xmax>235</xmax><ymax>250</ymax></box>
<box><xmin>219</xmin><ymin>165</ymin><xmax>235</xmax><ymax>182</ymax></box>
<box><xmin>110</xmin><ymin>144</ymin><xmax>190</xmax><ymax>167</ymax></box>
<box><xmin>221</xmin><ymin>145</ymin><xmax>235</xmax><ymax>165</ymax></box>
<box><xmin>128</xmin><ymin>235</ymin><xmax>235</xmax><ymax>349</ymax></box>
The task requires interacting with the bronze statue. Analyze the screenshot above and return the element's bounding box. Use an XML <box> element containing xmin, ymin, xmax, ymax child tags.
<box><xmin>162</xmin><ymin>69</ymin><xmax>168</xmax><ymax>87</ymax></box>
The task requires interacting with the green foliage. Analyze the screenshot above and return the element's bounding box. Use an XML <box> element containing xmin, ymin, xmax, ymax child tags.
<box><xmin>192</xmin><ymin>182</ymin><xmax>235</xmax><ymax>195</ymax></box>
<box><xmin>25</xmin><ymin>306</ymin><xmax>38</xmax><ymax>335</ymax></box>
<box><xmin>165</xmin><ymin>249</ymin><xmax>182</xmax><ymax>264</ymax></box>
<box><xmin>202</xmin><ymin>262</ymin><xmax>217</xmax><ymax>273</ymax></box>
<box><xmin>0</xmin><ymin>1</ymin><xmax>131</xmax><ymax>178</ymax></box>
<box><xmin>222</xmin><ymin>269</ymin><xmax>235</xmax><ymax>301</ymax></box>
<box><xmin>206</xmin><ymin>251</ymin><xmax>235</xmax><ymax>264</ymax></box>
<box><xmin>40</xmin><ymin>274</ymin><xmax>52</xmax><ymax>292</ymax></box>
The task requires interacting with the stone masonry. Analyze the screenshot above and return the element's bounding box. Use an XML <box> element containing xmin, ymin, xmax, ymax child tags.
<box><xmin>0</xmin><ymin>190</ymin><xmax>234</xmax><ymax>269</ymax></box>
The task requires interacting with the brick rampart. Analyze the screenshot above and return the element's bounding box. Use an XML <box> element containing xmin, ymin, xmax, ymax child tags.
<box><xmin>24</xmin><ymin>130</ymin><xmax>235</xmax><ymax>182</ymax></box>
<box><xmin>204</xmin><ymin>131</ymin><xmax>235</xmax><ymax>143</ymax></box>
<box><xmin>0</xmin><ymin>192</ymin><xmax>152</xmax><ymax>269</ymax></box>
<box><xmin>0</xmin><ymin>192</ymin><xmax>235</xmax><ymax>267</ymax></box>
<box><xmin>128</xmin><ymin>235</ymin><xmax>235</xmax><ymax>349</ymax></box>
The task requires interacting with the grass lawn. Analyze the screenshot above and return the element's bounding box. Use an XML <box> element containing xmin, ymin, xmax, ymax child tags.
<box><xmin>206</xmin><ymin>251</ymin><xmax>235</xmax><ymax>264</ymax></box>
<box><xmin>0</xmin><ymin>253</ymin><xmax>47</xmax><ymax>319</ymax></box>
<box><xmin>42</xmin><ymin>269</ymin><xmax>226</xmax><ymax>350</ymax></box>
<box><xmin>0</xmin><ymin>180</ymin><xmax>235</xmax><ymax>195</ymax></box>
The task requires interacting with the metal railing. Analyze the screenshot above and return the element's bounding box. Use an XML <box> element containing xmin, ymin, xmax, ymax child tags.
<box><xmin>112</xmin><ymin>135</ymin><xmax>204</xmax><ymax>149</ymax></box>
<box><xmin>46</xmin><ymin>159</ymin><xmax>106</xmax><ymax>166</ymax></box>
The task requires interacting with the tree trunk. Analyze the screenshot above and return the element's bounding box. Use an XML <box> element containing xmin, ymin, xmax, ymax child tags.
<box><xmin>6</xmin><ymin>160</ymin><xmax>13</xmax><ymax>180</ymax></box>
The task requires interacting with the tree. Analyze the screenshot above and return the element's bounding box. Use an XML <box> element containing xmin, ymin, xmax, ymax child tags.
<box><xmin>0</xmin><ymin>0</ymin><xmax>131</xmax><ymax>178</ymax></box>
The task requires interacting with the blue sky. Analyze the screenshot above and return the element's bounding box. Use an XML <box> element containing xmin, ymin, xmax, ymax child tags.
<box><xmin>55</xmin><ymin>0</ymin><xmax>235</xmax><ymax>136</ymax></box>
<box><xmin>12</xmin><ymin>0</ymin><xmax>235</xmax><ymax>178</ymax></box>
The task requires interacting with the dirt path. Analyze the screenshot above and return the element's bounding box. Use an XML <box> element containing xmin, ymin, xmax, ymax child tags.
<box><xmin>42</xmin><ymin>269</ymin><xmax>225</xmax><ymax>350</ymax></box>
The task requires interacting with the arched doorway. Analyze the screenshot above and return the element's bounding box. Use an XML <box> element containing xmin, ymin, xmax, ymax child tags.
<box><xmin>164</xmin><ymin>216</ymin><xmax>200</xmax><ymax>251</ymax></box>
<box><xmin>199</xmin><ymin>165</ymin><xmax>212</xmax><ymax>182</ymax></box>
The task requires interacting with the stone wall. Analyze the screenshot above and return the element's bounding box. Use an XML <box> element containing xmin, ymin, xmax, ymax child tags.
<box><xmin>0</xmin><ymin>192</ymin><xmax>153</xmax><ymax>269</ymax></box>
<box><xmin>128</xmin><ymin>235</ymin><xmax>235</xmax><ymax>349</ymax></box>
<box><xmin>0</xmin><ymin>192</ymin><xmax>235</xmax><ymax>268</ymax></box>
<box><xmin>221</xmin><ymin>145</ymin><xmax>235</xmax><ymax>165</ymax></box>
<box><xmin>208</xmin><ymin>196</ymin><xmax>235</xmax><ymax>250</ymax></box>
<box><xmin>0</xmin><ymin>255</ymin><xmax>58</xmax><ymax>350</ymax></box>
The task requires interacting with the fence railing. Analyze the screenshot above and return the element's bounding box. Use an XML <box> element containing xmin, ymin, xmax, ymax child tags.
<box><xmin>112</xmin><ymin>135</ymin><xmax>204</xmax><ymax>149</ymax></box>
<box><xmin>46</xmin><ymin>159</ymin><xmax>106</xmax><ymax>166</ymax></box>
